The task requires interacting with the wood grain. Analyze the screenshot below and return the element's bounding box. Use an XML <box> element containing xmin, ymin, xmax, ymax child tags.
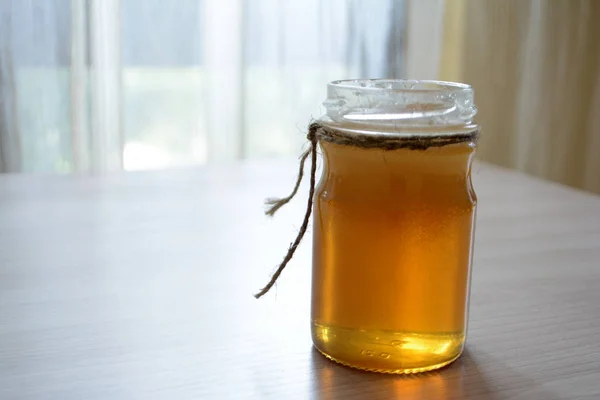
<box><xmin>0</xmin><ymin>161</ymin><xmax>599</xmax><ymax>399</ymax></box>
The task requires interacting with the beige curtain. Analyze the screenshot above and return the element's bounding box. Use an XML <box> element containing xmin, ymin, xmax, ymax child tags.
<box><xmin>440</xmin><ymin>0</ymin><xmax>600</xmax><ymax>194</ymax></box>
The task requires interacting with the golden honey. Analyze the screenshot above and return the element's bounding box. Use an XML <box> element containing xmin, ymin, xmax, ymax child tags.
<box><xmin>311</xmin><ymin>134</ymin><xmax>477</xmax><ymax>373</ymax></box>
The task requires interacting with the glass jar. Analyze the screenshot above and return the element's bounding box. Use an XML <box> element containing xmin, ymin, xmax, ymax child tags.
<box><xmin>311</xmin><ymin>79</ymin><xmax>479</xmax><ymax>374</ymax></box>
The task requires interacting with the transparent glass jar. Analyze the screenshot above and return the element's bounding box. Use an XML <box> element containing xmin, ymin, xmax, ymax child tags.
<box><xmin>311</xmin><ymin>79</ymin><xmax>479</xmax><ymax>374</ymax></box>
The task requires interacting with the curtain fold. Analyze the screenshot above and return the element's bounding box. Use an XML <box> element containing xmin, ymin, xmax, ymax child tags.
<box><xmin>0</xmin><ymin>34</ymin><xmax>21</xmax><ymax>173</ymax></box>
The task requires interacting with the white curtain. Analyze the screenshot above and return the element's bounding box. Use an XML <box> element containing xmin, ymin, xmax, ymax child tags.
<box><xmin>0</xmin><ymin>0</ymin><xmax>407</xmax><ymax>173</ymax></box>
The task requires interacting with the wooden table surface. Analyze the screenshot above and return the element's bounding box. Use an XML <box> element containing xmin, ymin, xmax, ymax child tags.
<box><xmin>1</xmin><ymin>161</ymin><xmax>599</xmax><ymax>400</ymax></box>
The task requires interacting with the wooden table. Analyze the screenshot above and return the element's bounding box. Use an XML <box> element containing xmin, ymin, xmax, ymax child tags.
<box><xmin>1</xmin><ymin>161</ymin><xmax>599</xmax><ymax>399</ymax></box>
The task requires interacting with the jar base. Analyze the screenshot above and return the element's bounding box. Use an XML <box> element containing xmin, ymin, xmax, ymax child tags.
<box><xmin>312</xmin><ymin>322</ymin><xmax>464</xmax><ymax>374</ymax></box>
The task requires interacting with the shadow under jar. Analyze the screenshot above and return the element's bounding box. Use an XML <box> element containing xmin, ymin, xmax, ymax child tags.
<box><xmin>311</xmin><ymin>79</ymin><xmax>479</xmax><ymax>374</ymax></box>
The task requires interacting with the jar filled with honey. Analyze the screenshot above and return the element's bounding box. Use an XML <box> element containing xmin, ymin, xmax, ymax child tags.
<box><xmin>310</xmin><ymin>79</ymin><xmax>479</xmax><ymax>373</ymax></box>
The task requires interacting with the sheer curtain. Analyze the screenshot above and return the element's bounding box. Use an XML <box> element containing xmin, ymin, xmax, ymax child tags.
<box><xmin>0</xmin><ymin>0</ymin><xmax>407</xmax><ymax>173</ymax></box>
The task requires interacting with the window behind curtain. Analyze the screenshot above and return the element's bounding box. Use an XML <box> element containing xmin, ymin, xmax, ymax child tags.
<box><xmin>0</xmin><ymin>0</ymin><xmax>407</xmax><ymax>173</ymax></box>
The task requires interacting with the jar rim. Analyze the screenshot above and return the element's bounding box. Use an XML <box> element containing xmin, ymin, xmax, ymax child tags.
<box><xmin>328</xmin><ymin>79</ymin><xmax>473</xmax><ymax>94</ymax></box>
<box><xmin>323</xmin><ymin>79</ymin><xmax>477</xmax><ymax>128</ymax></box>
